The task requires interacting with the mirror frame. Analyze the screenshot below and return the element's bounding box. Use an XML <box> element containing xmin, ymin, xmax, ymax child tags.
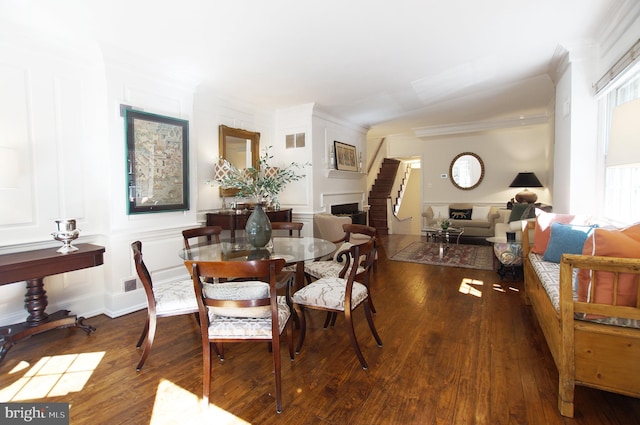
<box><xmin>219</xmin><ymin>125</ymin><xmax>260</xmax><ymax>170</ymax></box>
<box><xmin>218</xmin><ymin>125</ymin><xmax>260</xmax><ymax>197</ymax></box>
<box><xmin>449</xmin><ymin>152</ymin><xmax>485</xmax><ymax>190</ymax></box>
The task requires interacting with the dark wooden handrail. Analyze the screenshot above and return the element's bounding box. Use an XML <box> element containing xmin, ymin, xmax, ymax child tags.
<box><xmin>367</xmin><ymin>137</ymin><xmax>385</xmax><ymax>175</ymax></box>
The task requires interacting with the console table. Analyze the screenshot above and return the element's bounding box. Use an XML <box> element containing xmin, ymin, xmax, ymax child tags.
<box><xmin>0</xmin><ymin>243</ymin><xmax>105</xmax><ymax>362</ymax></box>
<box><xmin>206</xmin><ymin>208</ymin><xmax>292</xmax><ymax>240</ymax></box>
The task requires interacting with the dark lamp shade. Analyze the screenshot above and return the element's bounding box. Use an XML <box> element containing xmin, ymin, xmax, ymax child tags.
<box><xmin>509</xmin><ymin>172</ymin><xmax>543</xmax><ymax>188</ymax></box>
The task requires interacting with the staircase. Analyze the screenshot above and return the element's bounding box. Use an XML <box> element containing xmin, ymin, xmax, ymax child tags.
<box><xmin>368</xmin><ymin>158</ymin><xmax>400</xmax><ymax>236</ymax></box>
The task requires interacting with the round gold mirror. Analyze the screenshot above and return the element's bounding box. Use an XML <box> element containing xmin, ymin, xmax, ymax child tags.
<box><xmin>449</xmin><ymin>152</ymin><xmax>484</xmax><ymax>190</ymax></box>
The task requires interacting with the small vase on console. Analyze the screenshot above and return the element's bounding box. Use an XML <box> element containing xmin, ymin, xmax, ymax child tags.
<box><xmin>245</xmin><ymin>204</ymin><xmax>272</xmax><ymax>248</ymax></box>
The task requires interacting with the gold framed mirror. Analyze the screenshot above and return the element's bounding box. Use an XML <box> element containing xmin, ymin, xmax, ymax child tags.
<box><xmin>449</xmin><ymin>152</ymin><xmax>484</xmax><ymax>190</ymax></box>
<box><xmin>218</xmin><ymin>125</ymin><xmax>260</xmax><ymax>197</ymax></box>
<box><xmin>219</xmin><ymin>125</ymin><xmax>260</xmax><ymax>170</ymax></box>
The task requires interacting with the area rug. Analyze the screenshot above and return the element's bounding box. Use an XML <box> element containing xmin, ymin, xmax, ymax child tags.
<box><xmin>390</xmin><ymin>241</ymin><xmax>494</xmax><ymax>270</ymax></box>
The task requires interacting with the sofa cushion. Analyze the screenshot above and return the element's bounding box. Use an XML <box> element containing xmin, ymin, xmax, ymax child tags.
<box><xmin>542</xmin><ymin>223</ymin><xmax>596</xmax><ymax>263</ymax></box>
<box><xmin>431</xmin><ymin>204</ymin><xmax>449</xmax><ymax>220</ymax></box>
<box><xmin>451</xmin><ymin>219</ymin><xmax>491</xmax><ymax>229</ymax></box>
<box><xmin>531</xmin><ymin>211</ymin><xmax>580</xmax><ymax>255</ymax></box>
<box><xmin>577</xmin><ymin>223</ymin><xmax>640</xmax><ymax>307</ymax></box>
<box><xmin>471</xmin><ymin>205</ymin><xmax>491</xmax><ymax>221</ymax></box>
<box><xmin>449</xmin><ymin>208</ymin><xmax>472</xmax><ymax>220</ymax></box>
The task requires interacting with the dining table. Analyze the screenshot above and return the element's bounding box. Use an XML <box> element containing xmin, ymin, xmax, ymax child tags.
<box><xmin>179</xmin><ymin>236</ymin><xmax>337</xmax><ymax>290</ymax></box>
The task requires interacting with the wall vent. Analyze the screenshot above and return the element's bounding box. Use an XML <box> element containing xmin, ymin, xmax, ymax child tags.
<box><xmin>124</xmin><ymin>278</ymin><xmax>137</xmax><ymax>292</ymax></box>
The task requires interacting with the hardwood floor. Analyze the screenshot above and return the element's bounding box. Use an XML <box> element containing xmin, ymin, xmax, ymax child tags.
<box><xmin>1</xmin><ymin>234</ymin><xmax>639</xmax><ymax>424</ymax></box>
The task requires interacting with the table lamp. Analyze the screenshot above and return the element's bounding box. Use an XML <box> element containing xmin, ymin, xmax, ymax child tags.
<box><xmin>509</xmin><ymin>172</ymin><xmax>543</xmax><ymax>203</ymax></box>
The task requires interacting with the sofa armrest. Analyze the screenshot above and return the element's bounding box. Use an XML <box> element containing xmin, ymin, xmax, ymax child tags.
<box><xmin>422</xmin><ymin>206</ymin><xmax>435</xmax><ymax>226</ymax></box>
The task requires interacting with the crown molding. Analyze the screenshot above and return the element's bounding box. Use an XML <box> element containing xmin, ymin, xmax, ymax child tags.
<box><xmin>412</xmin><ymin>113</ymin><xmax>550</xmax><ymax>138</ymax></box>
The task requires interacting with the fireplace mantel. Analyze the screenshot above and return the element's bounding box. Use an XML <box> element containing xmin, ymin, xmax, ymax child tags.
<box><xmin>325</xmin><ymin>170</ymin><xmax>365</xmax><ymax>179</ymax></box>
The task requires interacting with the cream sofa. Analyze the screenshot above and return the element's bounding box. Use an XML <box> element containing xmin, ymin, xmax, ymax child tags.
<box><xmin>422</xmin><ymin>203</ymin><xmax>508</xmax><ymax>238</ymax></box>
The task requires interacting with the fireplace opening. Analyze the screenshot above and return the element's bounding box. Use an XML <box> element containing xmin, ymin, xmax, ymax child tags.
<box><xmin>331</xmin><ymin>203</ymin><xmax>367</xmax><ymax>225</ymax></box>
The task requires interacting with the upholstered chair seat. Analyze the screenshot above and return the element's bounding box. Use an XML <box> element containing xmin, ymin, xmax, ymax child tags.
<box><xmin>152</xmin><ymin>279</ymin><xmax>200</xmax><ymax>315</ymax></box>
<box><xmin>303</xmin><ymin>257</ymin><xmax>364</xmax><ymax>280</ymax></box>
<box><xmin>206</xmin><ymin>295</ymin><xmax>290</xmax><ymax>338</ymax></box>
<box><xmin>292</xmin><ymin>277</ymin><xmax>368</xmax><ymax>311</ymax></box>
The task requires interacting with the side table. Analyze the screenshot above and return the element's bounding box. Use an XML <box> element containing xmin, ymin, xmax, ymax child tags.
<box><xmin>486</xmin><ymin>237</ymin><xmax>523</xmax><ymax>280</ymax></box>
<box><xmin>0</xmin><ymin>244</ymin><xmax>105</xmax><ymax>362</ymax></box>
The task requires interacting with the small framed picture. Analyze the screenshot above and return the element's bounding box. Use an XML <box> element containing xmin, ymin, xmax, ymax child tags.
<box><xmin>334</xmin><ymin>141</ymin><xmax>358</xmax><ymax>171</ymax></box>
<box><xmin>125</xmin><ymin>109</ymin><xmax>189</xmax><ymax>214</ymax></box>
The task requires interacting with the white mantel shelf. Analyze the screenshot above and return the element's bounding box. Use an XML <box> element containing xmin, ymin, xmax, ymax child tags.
<box><xmin>325</xmin><ymin>169</ymin><xmax>366</xmax><ymax>179</ymax></box>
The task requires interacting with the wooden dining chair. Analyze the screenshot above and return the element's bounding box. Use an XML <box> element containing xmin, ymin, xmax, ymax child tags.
<box><xmin>185</xmin><ymin>257</ymin><xmax>295</xmax><ymax>413</ymax></box>
<box><xmin>182</xmin><ymin>225</ymin><xmax>223</xmax><ymax>250</ymax></box>
<box><xmin>131</xmin><ymin>241</ymin><xmax>200</xmax><ymax>371</ymax></box>
<box><xmin>304</xmin><ymin>223</ymin><xmax>377</xmax><ymax>281</ymax></box>
<box><xmin>270</xmin><ymin>221</ymin><xmax>303</xmax><ymax>237</ymax></box>
<box><xmin>293</xmin><ymin>238</ymin><xmax>382</xmax><ymax>370</ymax></box>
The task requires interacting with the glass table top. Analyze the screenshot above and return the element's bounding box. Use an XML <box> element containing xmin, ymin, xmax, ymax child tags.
<box><xmin>179</xmin><ymin>236</ymin><xmax>337</xmax><ymax>264</ymax></box>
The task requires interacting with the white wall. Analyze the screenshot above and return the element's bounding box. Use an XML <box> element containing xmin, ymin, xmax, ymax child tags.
<box><xmin>310</xmin><ymin>110</ymin><xmax>368</xmax><ymax>236</ymax></box>
<box><xmin>0</xmin><ymin>21</ymin><xmax>109</xmax><ymax>325</ymax></box>
<box><xmin>385</xmin><ymin>124</ymin><xmax>554</xmax><ymax>211</ymax></box>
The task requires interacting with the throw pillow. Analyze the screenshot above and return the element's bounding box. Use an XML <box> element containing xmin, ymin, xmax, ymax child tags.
<box><xmin>449</xmin><ymin>208</ymin><xmax>472</xmax><ymax>220</ymax></box>
<box><xmin>508</xmin><ymin>203</ymin><xmax>536</xmax><ymax>222</ymax></box>
<box><xmin>531</xmin><ymin>211</ymin><xmax>577</xmax><ymax>255</ymax></box>
<box><xmin>204</xmin><ymin>281</ymin><xmax>271</xmax><ymax>318</ymax></box>
<box><xmin>471</xmin><ymin>205</ymin><xmax>491</xmax><ymax>221</ymax></box>
<box><xmin>577</xmin><ymin>223</ymin><xmax>640</xmax><ymax>308</ymax></box>
<box><xmin>542</xmin><ymin>223</ymin><xmax>596</xmax><ymax>263</ymax></box>
<box><xmin>431</xmin><ymin>205</ymin><xmax>449</xmax><ymax>221</ymax></box>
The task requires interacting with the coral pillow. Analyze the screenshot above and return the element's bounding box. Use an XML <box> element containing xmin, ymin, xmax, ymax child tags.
<box><xmin>531</xmin><ymin>211</ymin><xmax>582</xmax><ymax>255</ymax></box>
<box><xmin>577</xmin><ymin>223</ymin><xmax>640</xmax><ymax>307</ymax></box>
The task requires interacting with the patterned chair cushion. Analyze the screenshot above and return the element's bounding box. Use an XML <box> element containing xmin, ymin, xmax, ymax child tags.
<box><xmin>207</xmin><ymin>296</ymin><xmax>290</xmax><ymax>339</ymax></box>
<box><xmin>292</xmin><ymin>277</ymin><xmax>368</xmax><ymax>311</ymax></box>
<box><xmin>203</xmin><ymin>281</ymin><xmax>271</xmax><ymax>318</ymax></box>
<box><xmin>154</xmin><ymin>279</ymin><xmax>199</xmax><ymax>315</ymax></box>
<box><xmin>304</xmin><ymin>261</ymin><xmax>365</xmax><ymax>280</ymax></box>
<box><xmin>305</xmin><ymin>242</ymin><xmax>365</xmax><ymax>279</ymax></box>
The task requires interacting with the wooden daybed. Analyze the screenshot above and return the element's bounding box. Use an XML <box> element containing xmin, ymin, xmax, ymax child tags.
<box><xmin>522</xmin><ymin>220</ymin><xmax>640</xmax><ymax>417</ymax></box>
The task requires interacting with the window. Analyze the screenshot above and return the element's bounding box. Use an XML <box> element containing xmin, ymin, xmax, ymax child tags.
<box><xmin>603</xmin><ymin>64</ymin><xmax>640</xmax><ymax>225</ymax></box>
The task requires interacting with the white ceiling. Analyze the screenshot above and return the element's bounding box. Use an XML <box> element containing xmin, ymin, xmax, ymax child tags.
<box><xmin>3</xmin><ymin>0</ymin><xmax>622</xmax><ymax>138</ymax></box>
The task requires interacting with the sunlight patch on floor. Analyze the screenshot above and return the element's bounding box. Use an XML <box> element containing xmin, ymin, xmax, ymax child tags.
<box><xmin>0</xmin><ymin>352</ymin><xmax>104</xmax><ymax>401</ymax></box>
<box><xmin>151</xmin><ymin>379</ymin><xmax>250</xmax><ymax>425</ymax></box>
<box><xmin>459</xmin><ymin>278</ymin><xmax>483</xmax><ymax>297</ymax></box>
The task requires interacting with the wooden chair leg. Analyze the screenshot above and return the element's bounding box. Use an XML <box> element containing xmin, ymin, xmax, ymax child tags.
<box><xmin>294</xmin><ymin>304</ymin><xmax>306</xmax><ymax>354</ymax></box>
<box><xmin>218</xmin><ymin>343</ymin><xmax>225</xmax><ymax>360</ymax></box>
<box><xmin>272</xmin><ymin>334</ymin><xmax>283</xmax><ymax>413</ymax></box>
<box><xmin>136</xmin><ymin>316</ymin><xmax>149</xmax><ymax>349</ymax></box>
<box><xmin>323</xmin><ymin>312</ymin><xmax>332</xmax><ymax>328</ymax></box>
<box><xmin>344</xmin><ymin>308</ymin><xmax>368</xmax><ymax>369</ymax></box>
<box><xmin>286</xmin><ymin>319</ymin><xmax>295</xmax><ymax>360</ymax></box>
<box><xmin>368</xmin><ymin>292</ymin><xmax>377</xmax><ymax>314</ymax></box>
<box><xmin>364</xmin><ymin>301</ymin><xmax>383</xmax><ymax>347</ymax></box>
<box><xmin>202</xmin><ymin>340</ymin><xmax>212</xmax><ymax>408</ymax></box>
<box><xmin>136</xmin><ymin>313</ymin><xmax>156</xmax><ymax>371</ymax></box>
